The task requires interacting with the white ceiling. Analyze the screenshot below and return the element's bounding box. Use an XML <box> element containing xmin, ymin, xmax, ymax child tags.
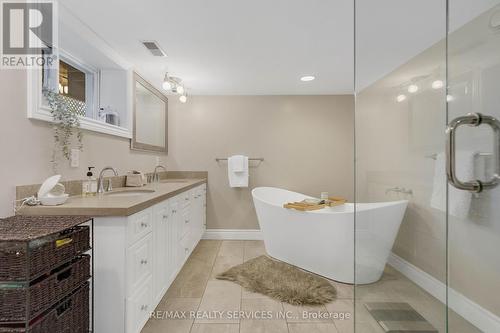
<box><xmin>61</xmin><ymin>0</ymin><xmax>498</xmax><ymax>95</ymax></box>
<box><xmin>61</xmin><ymin>0</ymin><xmax>354</xmax><ymax>95</ymax></box>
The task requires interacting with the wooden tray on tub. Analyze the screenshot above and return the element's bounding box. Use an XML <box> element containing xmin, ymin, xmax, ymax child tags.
<box><xmin>283</xmin><ymin>197</ymin><xmax>347</xmax><ymax>211</ymax></box>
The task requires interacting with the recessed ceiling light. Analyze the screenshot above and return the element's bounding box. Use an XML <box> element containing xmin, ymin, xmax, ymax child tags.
<box><xmin>300</xmin><ymin>75</ymin><xmax>315</xmax><ymax>82</ymax></box>
<box><xmin>396</xmin><ymin>94</ymin><xmax>407</xmax><ymax>102</ymax></box>
<box><xmin>407</xmin><ymin>84</ymin><xmax>419</xmax><ymax>93</ymax></box>
<box><xmin>179</xmin><ymin>94</ymin><xmax>187</xmax><ymax>103</ymax></box>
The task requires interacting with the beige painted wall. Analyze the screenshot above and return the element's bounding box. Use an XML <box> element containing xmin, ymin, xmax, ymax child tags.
<box><xmin>0</xmin><ymin>70</ymin><xmax>354</xmax><ymax>228</ymax></box>
<box><xmin>166</xmin><ymin>95</ymin><xmax>354</xmax><ymax>230</ymax></box>
<box><xmin>356</xmin><ymin>6</ymin><xmax>500</xmax><ymax>317</ymax></box>
<box><xmin>0</xmin><ymin>69</ymin><xmax>167</xmax><ymax>217</ymax></box>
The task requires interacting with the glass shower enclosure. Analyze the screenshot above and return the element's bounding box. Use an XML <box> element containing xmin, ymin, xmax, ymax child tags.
<box><xmin>354</xmin><ymin>1</ymin><xmax>500</xmax><ymax>332</ymax></box>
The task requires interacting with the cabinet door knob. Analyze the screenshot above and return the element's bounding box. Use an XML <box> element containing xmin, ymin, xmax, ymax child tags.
<box><xmin>163</xmin><ymin>215</ymin><xmax>168</xmax><ymax>219</ymax></box>
<box><xmin>141</xmin><ymin>222</ymin><xmax>148</xmax><ymax>228</ymax></box>
<box><xmin>185</xmin><ymin>219</ymin><xmax>189</xmax><ymax>224</ymax></box>
<box><xmin>140</xmin><ymin>259</ymin><xmax>148</xmax><ymax>264</ymax></box>
<box><xmin>185</xmin><ymin>198</ymin><xmax>189</xmax><ymax>201</ymax></box>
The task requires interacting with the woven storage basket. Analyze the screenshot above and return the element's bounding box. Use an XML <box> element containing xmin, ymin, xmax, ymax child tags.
<box><xmin>0</xmin><ymin>283</ymin><xmax>89</xmax><ymax>333</ymax></box>
<box><xmin>0</xmin><ymin>255</ymin><xmax>90</xmax><ymax>322</ymax></box>
<box><xmin>0</xmin><ymin>216</ymin><xmax>91</xmax><ymax>282</ymax></box>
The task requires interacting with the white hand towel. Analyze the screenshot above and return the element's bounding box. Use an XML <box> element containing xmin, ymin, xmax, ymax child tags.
<box><xmin>430</xmin><ymin>151</ymin><xmax>474</xmax><ymax>219</ymax></box>
<box><xmin>228</xmin><ymin>155</ymin><xmax>249</xmax><ymax>187</ymax></box>
<box><xmin>229</xmin><ymin>155</ymin><xmax>246</xmax><ymax>172</ymax></box>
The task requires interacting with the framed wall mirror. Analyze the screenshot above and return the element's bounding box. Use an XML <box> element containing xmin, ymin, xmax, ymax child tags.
<box><xmin>131</xmin><ymin>72</ymin><xmax>168</xmax><ymax>153</ymax></box>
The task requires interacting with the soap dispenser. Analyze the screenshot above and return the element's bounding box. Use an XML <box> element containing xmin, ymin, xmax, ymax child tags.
<box><xmin>82</xmin><ymin>167</ymin><xmax>97</xmax><ymax>197</ymax></box>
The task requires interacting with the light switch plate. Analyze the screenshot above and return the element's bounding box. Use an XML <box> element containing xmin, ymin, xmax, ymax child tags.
<box><xmin>70</xmin><ymin>148</ymin><xmax>80</xmax><ymax>168</ymax></box>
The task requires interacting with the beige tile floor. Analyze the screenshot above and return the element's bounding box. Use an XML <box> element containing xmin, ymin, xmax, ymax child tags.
<box><xmin>142</xmin><ymin>240</ymin><xmax>479</xmax><ymax>333</ymax></box>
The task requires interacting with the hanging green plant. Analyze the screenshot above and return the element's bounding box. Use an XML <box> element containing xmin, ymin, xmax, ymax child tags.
<box><xmin>43</xmin><ymin>89</ymin><xmax>83</xmax><ymax>172</ymax></box>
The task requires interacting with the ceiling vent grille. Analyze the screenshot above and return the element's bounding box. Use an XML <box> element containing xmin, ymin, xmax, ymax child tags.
<box><xmin>141</xmin><ymin>40</ymin><xmax>166</xmax><ymax>57</ymax></box>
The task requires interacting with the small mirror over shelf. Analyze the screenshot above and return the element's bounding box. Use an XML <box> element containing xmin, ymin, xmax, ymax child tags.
<box><xmin>131</xmin><ymin>73</ymin><xmax>168</xmax><ymax>153</ymax></box>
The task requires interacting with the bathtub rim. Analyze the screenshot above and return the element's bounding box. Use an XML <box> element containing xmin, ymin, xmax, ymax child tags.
<box><xmin>251</xmin><ymin>186</ymin><xmax>408</xmax><ymax>213</ymax></box>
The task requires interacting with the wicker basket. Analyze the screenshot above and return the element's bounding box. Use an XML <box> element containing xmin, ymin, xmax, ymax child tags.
<box><xmin>0</xmin><ymin>226</ymin><xmax>90</xmax><ymax>282</ymax></box>
<box><xmin>0</xmin><ymin>255</ymin><xmax>90</xmax><ymax>322</ymax></box>
<box><xmin>0</xmin><ymin>283</ymin><xmax>89</xmax><ymax>333</ymax></box>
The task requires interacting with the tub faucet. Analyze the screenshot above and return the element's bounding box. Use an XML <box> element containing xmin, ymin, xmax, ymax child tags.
<box><xmin>153</xmin><ymin>165</ymin><xmax>167</xmax><ymax>183</ymax></box>
<box><xmin>97</xmin><ymin>167</ymin><xmax>118</xmax><ymax>193</ymax></box>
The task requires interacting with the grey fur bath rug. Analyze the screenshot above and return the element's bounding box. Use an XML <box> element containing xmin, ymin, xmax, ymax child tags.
<box><xmin>216</xmin><ymin>255</ymin><xmax>336</xmax><ymax>306</ymax></box>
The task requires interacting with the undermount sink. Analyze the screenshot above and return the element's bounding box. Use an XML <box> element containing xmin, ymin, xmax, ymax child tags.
<box><xmin>160</xmin><ymin>179</ymin><xmax>189</xmax><ymax>183</ymax></box>
<box><xmin>104</xmin><ymin>189</ymin><xmax>155</xmax><ymax>197</ymax></box>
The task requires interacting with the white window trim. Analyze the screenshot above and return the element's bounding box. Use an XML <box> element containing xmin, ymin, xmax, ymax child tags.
<box><xmin>27</xmin><ymin>51</ymin><xmax>132</xmax><ymax>139</ymax></box>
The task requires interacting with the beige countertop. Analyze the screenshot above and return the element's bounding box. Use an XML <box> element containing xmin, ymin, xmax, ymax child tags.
<box><xmin>17</xmin><ymin>178</ymin><xmax>206</xmax><ymax>217</ymax></box>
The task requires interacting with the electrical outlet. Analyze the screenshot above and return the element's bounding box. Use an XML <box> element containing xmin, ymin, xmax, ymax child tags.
<box><xmin>70</xmin><ymin>149</ymin><xmax>80</xmax><ymax>168</ymax></box>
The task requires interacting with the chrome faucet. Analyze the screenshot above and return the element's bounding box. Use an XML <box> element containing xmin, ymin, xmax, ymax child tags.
<box><xmin>152</xmin><ymin>165</ymin><xmax>167</xmax><ymax>183</ymax></box>
<box><xmin>97</xmin><ymin>167</ymin><xmax>118</xmax><ymax>193</ymax></box>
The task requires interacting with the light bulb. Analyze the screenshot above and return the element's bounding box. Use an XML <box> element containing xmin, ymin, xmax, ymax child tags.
<box><xmin>431</xmin><ymin>80</ymin><xmax>444</xmax><ymax>89</ymax></box>
<box><xmin>162</xmin><ymin>80</ymin><xmax>171</xmax><ymax>90</ymax></box>
<box><xmin>300</xmin><ymin>75</ymin><xmax>315</xmax><ymax>82</ymax></box>
<box><xmin>177</xmin><ymin>85</ymin><xmax>185</xmax><ymax>94</ymax></box>
<box><xmin>396</xmin><ymin>94</ymin><xmax>407</xmax><ymax>102</ymax></box>
<box><xmin>179</xmin><ymin>95</ymin><xmax>187</xmax><ymax>103</ymax></box>
<box><xmin>407</xmin><ymin>85</ymin><xmax>419</xmax><ymax>93</ymax></box>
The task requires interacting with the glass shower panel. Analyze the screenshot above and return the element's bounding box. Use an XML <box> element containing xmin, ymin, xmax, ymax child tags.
<box><xmin>355</xmin><ymin>1</ymin><xmax>448</xmax><ymax>332</ymax></box>
<box><xmin>447</xmin><ymin>2</ymin><xmax>500</xmax><ymax>332</ymax></box>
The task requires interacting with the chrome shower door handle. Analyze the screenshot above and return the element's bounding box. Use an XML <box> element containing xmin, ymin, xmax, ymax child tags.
<box><xmin>446</xmin><ymin>113</ymin><xmax>500</xmax><ymax>193</ymax></box>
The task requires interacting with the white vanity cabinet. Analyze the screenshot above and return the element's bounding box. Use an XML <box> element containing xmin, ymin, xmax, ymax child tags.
<box><xmin>93</xmin><ymin>183</ymin><xmax>206</xmax><ymax>333</ymax></box>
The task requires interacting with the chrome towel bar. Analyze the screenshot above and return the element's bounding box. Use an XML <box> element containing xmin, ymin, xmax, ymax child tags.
<box><xmin>215</xmin><ymin>157</ymin><xmax>264</xmax><ymax>162</ymax></box>
<box><xmin>426</xmin><ymin>152</ymin><xmax>492</xmax><ymax>160</ymax></box>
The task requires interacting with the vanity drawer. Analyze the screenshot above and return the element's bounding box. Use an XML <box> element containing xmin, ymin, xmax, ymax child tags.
<box><xmin>128</xmin><ymin>209</ymin><xmax>153</xmax><ymax>245</ymax></box>
<box><xmin>180</xmin><ymin>208</ymin><xmax>191</xmax><ymax>238</ymax></box>
<box><xmin>179</xmin><ymin>191</ymin><xmax>191</xmax><ymax>208</ymax></box>
<box><xmin>127</xmin><ymin>234</ymin><xmax>153</xmax><ymax>295</ymax></box>
<box><xmin>178</xmin><ymin>232</ymin><xmax>194</xmax><ymax>265</ymax></box>
<box><xmin>126</xmin><ymin>276</ymin><xmax>152</xmax><ymax>333</ymax></box>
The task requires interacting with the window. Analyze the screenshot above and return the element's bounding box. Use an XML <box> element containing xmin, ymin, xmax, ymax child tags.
<box><xmin>31</xmin><ymin>50</ymin><xmax>131</xmax><ymax>138</ymax></box>
<box><xmin>41</xmin><ymin>52</ymin><xmax>98</xmax><ymax>119</ymax></box>
<box><xmin>28</xmin><ymin>6</ymin><xmax>132</xmax><ymax>138</ymax></box>
<box><xmin>58</xmin><ymin>60</ymin><xmax>87</xmax><ymax>117</ymax></box>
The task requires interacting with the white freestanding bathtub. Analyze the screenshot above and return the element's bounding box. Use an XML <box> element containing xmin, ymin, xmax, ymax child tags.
<box><xmin>252</xmin><ymin>187</ymin><xmax>408</xmax><ymax>284</ymax></box>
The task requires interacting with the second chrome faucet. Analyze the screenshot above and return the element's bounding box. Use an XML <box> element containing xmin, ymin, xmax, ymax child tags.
<box><xmin>152</xmin><ymin>165</ymin><xmax>167</xmax><ymax>183</ymax></box>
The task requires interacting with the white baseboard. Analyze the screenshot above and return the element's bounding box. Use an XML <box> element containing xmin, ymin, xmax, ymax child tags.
<box><xmin>202</xmin><ymin>229</ymin><xmax>263</xmax><ymax>240</ymax></box>
<box><xmin>388</xmin><ymin>252</ymin><xmax>500</xmax><ymax>333</ymax></box>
